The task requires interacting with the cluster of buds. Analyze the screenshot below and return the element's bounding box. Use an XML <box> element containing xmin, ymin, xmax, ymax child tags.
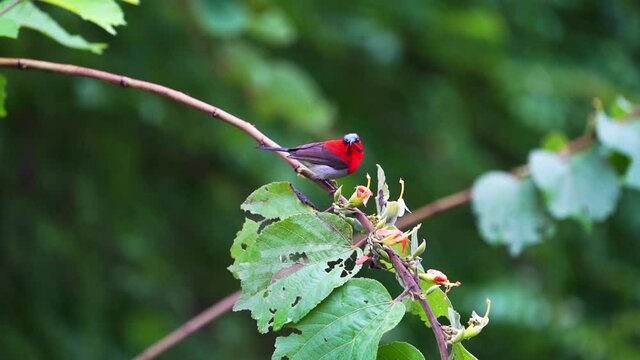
<box><xmin>345</xmin><ymin>166</ymin><xmax>459</xmax><ymax>294</ymax></box>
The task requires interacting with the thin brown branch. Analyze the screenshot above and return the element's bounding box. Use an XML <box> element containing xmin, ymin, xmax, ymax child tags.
<box><xmin>396</xmin><ymin>189</ymin><xmax>471</xmax><ymax>230</ymax></box>
<box><xmin>133</xmin><ymin>291</ymin><xmax>241</xmax><ymax>360</ymax></box>
<box><xmin>0</xmin><ymin>0</ymin><xmax>22</xmax><ymax>16</ymax></box>
<box><xmin>0</xmin><ymin>57</ymin><xmax>333</xmax><ymax>193</ymax></box>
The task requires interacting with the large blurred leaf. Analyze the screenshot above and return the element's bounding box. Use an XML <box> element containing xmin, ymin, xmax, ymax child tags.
<box><xmin>39</xmin><ymin>0</ymin><xmax>127</xmax><ymax>35</ymax></box>
<box><xmin>377</xmin><ymin>342</ymin><xmax>425</xmax><ymax>360</ymax></box>
<box><xmin>231</xmin><ymin>213</ymin><xmax>362</xmax><ymax>333</ymax></box>
<box><xmin>472</xmin><ymin>172</ymin><xmax>553</xmax><ymax>255</ymax></box>
<box><xmin>404</xmin><ymin>281</ymin><xmax>452</xmax><ymax>328</ymax></box>
<box><xmin>0</xmin><ymin>75</ymin><xmax>6</xmax><ymax>118</ymax></box>
<box><xmin>0</xmin><ymin>18</ymin><xmax>18</xmax><ymax>38</ymax></box>
<box><xmin>596</xmin><ymin>111</ymin><xmax>640</xmax><ymax>190</ymax></box>
<box><xmin>191</xmin><ymin>0</ymin><xmax>248</xmax><ymax>37</ymax></box>
<box><xmin>273</xmin><ymin>278</ymin><xmax>405</xmax><ymax>360</ymax></box>
<box><xmin>223</xmin><ymin>44</ymin><xmax>333</xmax><ymax>135</ymax></box>
<box><xmin>248</xmin><ymin>8</ymin><xmax>296</xmax><ymax>46</ymax></box>
<box><xmin>529</xmin><ymin>147</ymin><xmax>621</xmax><ymax>224</ymax></box>
<box><xmin>1</xmin><ymin>0</ymin><xmax>106</xmax><ymax>53</ymax></box>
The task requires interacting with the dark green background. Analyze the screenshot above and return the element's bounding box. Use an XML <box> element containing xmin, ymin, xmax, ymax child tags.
<box><xmin>1</xmin><ymin>1</ymin><xmax>639</xmax><ymax>359</ymax></box>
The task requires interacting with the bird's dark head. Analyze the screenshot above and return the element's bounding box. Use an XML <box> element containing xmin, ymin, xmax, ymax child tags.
<box><xmin>343</xmin><ymin>133</ymin><xmax>360</xmax><ymax>145</ymax></box>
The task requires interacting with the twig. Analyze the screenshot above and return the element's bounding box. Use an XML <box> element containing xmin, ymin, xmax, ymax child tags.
<box><xmin>0</xmin><ymin>57</ymin><xmax>333</xmax><ymax>193</ymax></box>
<box><xmin>0</xmin><ymin>0</ymin><xmax>22</xmax><ymax>16</ymax></box>
<box><xmin>133</xmin><ymin>291</ymin><xmax>241</xmax><ymax>360</ymax></box>
<box><xmin>396</xmin><ymin>189</ymin><xmax>471</xmax><ymax>230</ymax></box>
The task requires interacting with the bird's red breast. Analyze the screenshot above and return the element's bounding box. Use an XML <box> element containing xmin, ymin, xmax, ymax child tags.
<box><xmin>323</xmin><ymin>139</ymin><xmax>364</xmax><ymax>174</ymax></box>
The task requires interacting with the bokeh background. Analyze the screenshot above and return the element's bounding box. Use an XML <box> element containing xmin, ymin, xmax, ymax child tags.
<box><xmin>2</xmin><ymin>1</ymin><xmax>640</xmax><ymax>359</ymax></box>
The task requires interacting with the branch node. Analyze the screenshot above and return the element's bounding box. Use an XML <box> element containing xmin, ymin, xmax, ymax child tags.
<box><xmin>119</xmin><ymin>77</ymin><xmax>130</xmax><ymax>87</ymax></box>
<box><xmin>16</xmin><ymin>59</ymin><xmax>26</xmax><ymax>70</ymax></box>
<box><xmin>211</xmin><ymin>107</ymin><xmax>220</xmax><ymax>118</ymax></box>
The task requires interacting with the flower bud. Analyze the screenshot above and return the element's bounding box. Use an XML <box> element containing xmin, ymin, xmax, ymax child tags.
<box><xmin>412</xmin><ymin>240</ymin><xmax>426</xmax><ymax>258</ymax></box>
<box><xmin>355</xmin><ymin>254</ymin><xmax>370</xmax><ymax>265</ymax></box>
<box><xmin>348</xmin><ymin>185</ymin><xmax>373</xmax><ymax>207</ymax></box>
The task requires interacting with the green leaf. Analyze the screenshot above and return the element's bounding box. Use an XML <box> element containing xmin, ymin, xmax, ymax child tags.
<box><xmin>191</xmin><ymin>0</ymin><xmax>248</xmax><ymax>37</ymax></box>
<box><xmin>39</xmin><ymin>0</ymin><xmax>126</xmax><ymax>35</ymax></box>
<box><xmin>0</xmin><ymin>75</ymin><xmax>6</xmax><ymax>118</ymax></box>
<box><xmin>377</xmin><ymin>342</ymin><xmax>425</xmax><ymax>360</ymax></box>
<box><xmin>529</xmin><ymin>147</ymin><xmax>621</xmax><ymax>224</ymax></box>
<box><xmin>240</xmin><ymin>181</ymin><xmax>315</xmax><ymax>219</ymax></box>
<box><xmin>608</xmin><ymin>96</ymin><xmax>634</xmax><ymax>119</ymax></box>
<box><xmin>404</xmin><ymin>281</ymin><xmax>452</xmax><ymax>328</ymax></box>
<box><xmin>229</xmin><ymin>218</ymin><xmax>259</xmax><ymax>263</ymax></box>
<box><xmin>596</xmin><ymin>111</ymin><xmax>640</xmax><ymax>190</ymax></box>
<box><xmin>231</xmin><ymin>213</ymin><xmax>362</xmax><ymax>333</ymax></box>
<box><xmin>450</xmin><ymin>344</ymin><xmax>478</xmax><ymax>360</ymax></box>
<box><xmin>0</xmin><ymin>18</ymin><xmax>19</xmax><ymax>38</ymax></box>
<box><xmin>471</xmin><ymin>172</ymin><xmax>553</xmax><ymax>255</ymax></box>
<box><xmin>253</xmin><ymin>61</ymin><xmax>333</xmax><ymax>134</ymax></box>
<box><xmin>541</xmin><ymin>131</ymin><xmax>568</xmax><ymax>152</ymax></box>
<box><xmin>120</xmin><ymin>0</ymin><xmax>138</xmax><ymax>4</ymax></box>
<box><xmin>222</xmin><ymin>44</ymin><xmax>333</xmax><ymax>135</ymax></box>
<box><xmin>273</xmin><ymin>278</ymin><xmax>405</xmax><ymax>360</ymax></box>
<box><xmin>248</xmin><ymin>8</ymin><xmax>296</xmax><ymax>46</ymax></box>
<box><xmin>2</xmin><ymin>1</ymin><xmax>106</xmax><ymax>54</ymax></box>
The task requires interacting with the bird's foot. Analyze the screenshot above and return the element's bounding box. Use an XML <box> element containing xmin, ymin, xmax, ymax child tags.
<box><xmin>324</xmin><ymin>179</ymin><xmax>338</xmax><ymax>194</ymax></box>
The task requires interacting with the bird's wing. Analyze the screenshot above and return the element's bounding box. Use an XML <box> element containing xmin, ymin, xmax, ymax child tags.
<box><xmin>288</xmin><ymin>143</ymin><xmax>348</xmax><ymax>170</ymax></box>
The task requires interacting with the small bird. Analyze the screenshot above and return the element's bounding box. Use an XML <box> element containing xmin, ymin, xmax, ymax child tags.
<box><xmin>259</xmin><ymin>133</ymin><xmax>364</xmax><ymax>180</ymax></box>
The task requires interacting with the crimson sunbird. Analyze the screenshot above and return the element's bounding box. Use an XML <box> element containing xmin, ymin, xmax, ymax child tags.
<box><xmin>259</xmin><ymin>133</ymin><xmax>364</xmax><ymax>180</ymax></box>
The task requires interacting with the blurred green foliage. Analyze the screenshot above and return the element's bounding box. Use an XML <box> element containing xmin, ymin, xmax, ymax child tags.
<box><xmin>1</xmin><ymin>0</ymin><xmax>640</xmax><ymax>359</ymax></box>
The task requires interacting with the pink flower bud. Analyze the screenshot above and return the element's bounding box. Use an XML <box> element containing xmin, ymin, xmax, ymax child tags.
<box><xmin>426</xmin><ymin>269</ymin><xmax>448</xmax><ymax>284</ymax></box>
<box><xmin>348</xmin><ymin>185</ymin><xmax>373</xmax><ymax>207</ymax></box>
<box><xmin>355</xmin><ymin>255</ymin><xmax>370</xmax><ymax>265</ymax></box>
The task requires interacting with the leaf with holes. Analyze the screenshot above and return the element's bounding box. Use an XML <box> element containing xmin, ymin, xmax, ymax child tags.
<box><xmin>596</xmin><ymin>111</ymin><xmax>640</xmax><ymax>190</ymax></box>
<box><xmin>241</xmin><ymin>181</ymin><xmax>316</xmax><ymax>220</ymax></box>
<box><xmin>231</xmin><ymin>213</ymin><xmax>362</xmax><ymax>333</ymax></box>
<box><xmin>377</xmin><ymin>342</ymin><xmax>425</xmax><ymax>360</ymax></box>
<box><xmin>529</xmin><ymin>147</ymin><xmax>621</xmax><ymax>224</ymax></box>
<box><xmin>230</xmin><ymin>182</ymin><xmax>316</xmax><ymax>277</ymax></box>
<box><xmin>273</xmin><ymin>278</ymin><xmax>405</xmax><ymax>360</ymax></box>
<box><xmin>404</xmin><ymin>280</ymin><xmax>452</xmax><ymax>328</ymax></box>
<box><xmin>472</xmin><ymin>172</ymin><xmax>553</xmax><ymax>255</ymax></box>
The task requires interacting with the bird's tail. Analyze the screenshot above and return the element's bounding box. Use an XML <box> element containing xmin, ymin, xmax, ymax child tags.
<box><xmin>257</xmin><ymin>145</ymin><xmax>290</xmax><ymax>152</ymax></box>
